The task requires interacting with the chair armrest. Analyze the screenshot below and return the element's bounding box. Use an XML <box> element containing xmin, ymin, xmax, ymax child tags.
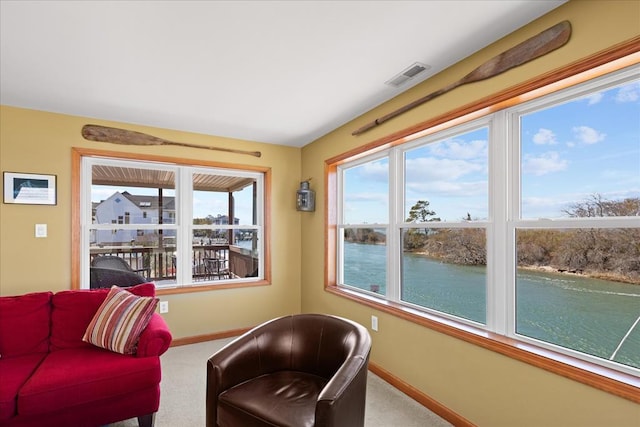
<box><xmin>207</xmin><ymin>333</ymin><xmax>263</xmax><ymax>390</ymax></box>
<box><xmin>316</xmin><ymin>355</ymin><xmax>370</xmax><ymax>427</ymax></box>
<box><xmin>206</xmin><ymin>333</ymin><xmax>263</xmax><ymax>427</ymax></box>
<box><xmin>136</xmin><ymin>313</ymin><xmax>172</xmax><ymax>357</ymax></box>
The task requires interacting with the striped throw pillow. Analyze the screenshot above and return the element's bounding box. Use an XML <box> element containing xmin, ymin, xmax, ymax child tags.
<box><xmin>83</xmin><ymin>285</ymin><xmax>158</xmax><ymax>355</ymax></box>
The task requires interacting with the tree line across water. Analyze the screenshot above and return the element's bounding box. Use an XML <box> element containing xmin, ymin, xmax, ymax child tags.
<box><xmin>344</xmin><ymin>195</ymin><xmax>640</xmax><ymax>285</ymax></box>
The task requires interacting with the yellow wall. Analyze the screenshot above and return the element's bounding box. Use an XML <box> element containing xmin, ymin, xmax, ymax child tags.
<box><xmin>0</xmin><ymin>107</ymin><xmax>303</xmax><ymax>338</ymax></box>
<box><xmin>1</xmin><ymin>0</ymin><xmax>639</xmax><ymax>425</ymax></box>
<box><xmin>300</xmin><ymin>1</ymin><xmax>640</xmax><ymax>426</ymax></box>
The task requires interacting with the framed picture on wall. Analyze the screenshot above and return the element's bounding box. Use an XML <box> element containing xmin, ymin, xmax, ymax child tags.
<box><xmin>3</xmin><ymin>172</ymin><xmax>57</xmax><ymax>205</ymax></box>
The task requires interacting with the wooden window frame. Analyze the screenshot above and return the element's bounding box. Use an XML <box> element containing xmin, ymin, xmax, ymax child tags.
<box><xmin>325</xmin><ymin>39</ymin><xmax>640</xmax><ymax>402</ymax></box>
<box><xmin>72</xmin><ymin>147</ymin><xmax>271</xmax><ymax>295</ymax></box>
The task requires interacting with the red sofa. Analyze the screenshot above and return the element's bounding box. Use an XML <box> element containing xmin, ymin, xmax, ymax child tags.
<box><xmin>0</xmin><ymin>283</ymin><xmax>172</xmax><ymax>427</ymax></box>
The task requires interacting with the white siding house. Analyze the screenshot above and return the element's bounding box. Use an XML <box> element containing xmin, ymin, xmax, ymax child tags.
<box><xmin>93</xmin><ymin>191</ymin><xmax>176</xmax><ymax>245</ymax></box>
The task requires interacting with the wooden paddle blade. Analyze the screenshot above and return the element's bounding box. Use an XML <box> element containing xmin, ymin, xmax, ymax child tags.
<box><xmin>82</xmin><ymin>124</ymin><xmax>262</xmax><ymax>157</ymax></box>
<box><xmin>352</xmin><ymin>21</ymin><xmax>572</xmax><ymax>136</ymax></box>
<box><xmin>461</xmin><ymin>21</ymin><xmax>572</xmax><ymax>85</ymax></box>
<box><xmin>82</xmin><ymin>124</ymin><xmax>166</xmax><ymax>145</ymax></box>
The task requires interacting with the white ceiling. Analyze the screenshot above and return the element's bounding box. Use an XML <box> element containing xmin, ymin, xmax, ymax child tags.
<box><xmin>0</xmin><ymin>1</ymin><xmax>566</xmax><ymax>147</ymax></box>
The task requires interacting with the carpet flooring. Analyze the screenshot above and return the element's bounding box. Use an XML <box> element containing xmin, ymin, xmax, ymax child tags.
<box><xmin>112</xmin><ymin>338</ymin><xmax>452</xmax><ymax>426</ymax></box>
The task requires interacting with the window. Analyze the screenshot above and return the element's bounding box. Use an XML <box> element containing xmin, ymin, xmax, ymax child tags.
<box><xmin>401</xmin><ymin>125</ymin><xmax>489</xmax><ymax>323</ymax></box>
<box><xmin>330</xmin><ymin>63</ymin><xmax>640</xmax><ymax>380</ymax></box>
<box><xmin>339</xmin><ymin>154</ymin><xmax>389</xmax><ymax>296</ymax></box>
<box><xmin>511</xmin><ymin>69</ymin><xmax>640</xmax><ymax>371</ymax></box>
<box><xmin>76</xmin><ymin>152</ymin><xmax>268</xmax><ymax>290</ymax></box>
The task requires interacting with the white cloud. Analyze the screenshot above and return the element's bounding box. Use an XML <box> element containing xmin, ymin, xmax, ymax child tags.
<box><xmin>582</xmin><ymin>92</ymin><xmax>604</xmax><ymax>105</ymax></box>
<box><xmin>532</xmin><ymin>128</ymin><xmax>557</xmax><ymax>145</ymax></box>
<box><xmin>428</xmin><ymin>138</ymin><xmax>487</xmax><ymax>160</ymax></box>
<box><xmin>521</xmin><ymin>195</ymin><xmax>573</xmax><ymax>218</ymax></box>
<box><xmin>522</xmin><ymin>151</ymin><xmax>568</xmax><ymax>176</ymax></box>
<box><xmin>405</xmin><ymin>157</ymin><xmax>483</xmax><ymax>182</ymax></box>
<box><xmin>357</xmin><ymin>159</ymin><xmax>388</xmax><ymax>182</ymax></box>
<box><xmin>344</xmin><ymin>192</ymin><xmax>388</xmax><ymax>223</ymax></box>
<box><xmin>572</xmin><ymin>125</ymin><xmax>606</xmax><ymax>144</ymax></box>
<box><xmin>406</xmin><ymin>179</ymin><xmax>487</xmax><ymax>197</ymax></box>
<box><xmin>345</xmin><ymin>192</ymin><xmax>387</xmax><ymax>203</ymax></box>
<box><xmin>615</xmin><ymin>81</ymin><xmax>640</xmax><ymax>103</ymax></box>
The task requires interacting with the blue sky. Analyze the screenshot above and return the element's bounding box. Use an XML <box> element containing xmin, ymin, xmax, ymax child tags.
<box><xmin>343</xmin><ymin>78</ymin><xmax>640</xmax><ymax>224</ymax></box>
<box><xmin>520</xmin><ymin>79</ymin><xmax>640</xmax><ymax>218</ymax></box>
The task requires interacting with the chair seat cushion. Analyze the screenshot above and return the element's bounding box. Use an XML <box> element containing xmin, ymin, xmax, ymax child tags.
<box><xmin>17</xmin><ymin>347</ymin><xmax>160</xmax><ymax>417</ymax></box>
<box><xmin>0</xmin><ymin>353</ymin><xmax>47</xmax><ymax>421</ymax></box>
<box><xmin>218</xmin><ymin>371</ymin><xmax>328</xmax><ymax>427</ymax></box>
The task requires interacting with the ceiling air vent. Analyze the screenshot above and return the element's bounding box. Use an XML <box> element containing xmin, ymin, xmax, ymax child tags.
<box><xmin>385</xmin><ymin>62</ymin><xmax>431</xmax><ymax>88</ymax></box>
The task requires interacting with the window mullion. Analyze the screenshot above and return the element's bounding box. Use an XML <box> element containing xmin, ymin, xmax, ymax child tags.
<box><xmin>336</xmin><ymin>167</ymin><xmax>345</xmax><ymax>286</ymax></box>
<box><xmin>487</xmin><ymin>112</ymin><xmax>509</xmax><ymax>334</ymax></box>
<box><xmin>387</xmin><ymin>148</ymin><xmax>402</xmax><ymax>302</ymax></box>
<box><xmin>503</xmin><ymin>107</ymin><xmax>521</xmax><ymax>339</ymax></box>
<box><xmin>177</xmin><ymin>167</ymin><xmax>191</xmax><ymax>285</ymax></box>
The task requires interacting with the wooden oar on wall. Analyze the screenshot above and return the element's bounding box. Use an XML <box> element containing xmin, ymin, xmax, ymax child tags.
<box><xmin>82</xmin><ymin>124</ymin><xmax>262</xmax><ymax>157</ymax></box>
<box><xmin>352</xmin><ymin>20</ymin><xmax>572</xmax><ymax>136</ymax></box>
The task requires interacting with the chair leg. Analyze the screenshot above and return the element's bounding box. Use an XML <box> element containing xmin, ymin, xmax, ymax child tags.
<box><xmin>138</xmin><ymin>413</ymin><xmax>156</xmax><ymax>427</ymax></box>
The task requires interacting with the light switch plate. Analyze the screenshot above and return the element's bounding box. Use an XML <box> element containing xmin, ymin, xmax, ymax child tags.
<box><xmin>35</xmin><ymin>224</ymin><xmax>47</xmax><ymax>238</ymax></box>
<box><xmin>371</xmin><ymin>315</ymin><xmax>378</xmax><ymax>331</ymax></box>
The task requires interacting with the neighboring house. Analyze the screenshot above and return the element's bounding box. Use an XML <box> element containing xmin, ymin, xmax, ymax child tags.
<box><xmin>210</xmin><ymin>214</ymin><xmax>239</xmax><ymax>225</ymax></box>
<box><xmin>93</xmin><ymin>191</ymin><xmax>176</xmax><ymax>245</ymax></box>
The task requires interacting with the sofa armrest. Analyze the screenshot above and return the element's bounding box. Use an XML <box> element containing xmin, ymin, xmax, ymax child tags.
<box><xmin>136</xmin><ymin>313</ymin><xmax>172</xmax><ymax>357</ymax></box>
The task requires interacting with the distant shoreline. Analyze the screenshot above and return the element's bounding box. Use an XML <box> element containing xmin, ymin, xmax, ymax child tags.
<box><xmin>517</xmin><ymin>264</ymin><xmax>640</xmax><ymax>286</ymax></box>
<box><xmin>409</xmin><ymin>250</ymin><xmax>640</xmax><ymax>286</ymax></box>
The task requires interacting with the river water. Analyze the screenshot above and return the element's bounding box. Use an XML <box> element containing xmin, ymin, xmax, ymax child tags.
<box><xmin>343</xmin><ymin>242</ymin><xmax>640</xmax><ymax>369</ymax></box>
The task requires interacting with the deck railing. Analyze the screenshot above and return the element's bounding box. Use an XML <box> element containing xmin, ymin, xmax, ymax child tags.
<box><xmin>90</xmin><ymin>244</ymin><xmax>255</xmax><ymax>282</ymax></box>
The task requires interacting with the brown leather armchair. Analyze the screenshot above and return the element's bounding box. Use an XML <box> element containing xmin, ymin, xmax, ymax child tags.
<box><xmin>206</xmin><ymin>314</ymin><xmax>372</xmax><ymax>427</ymax></box>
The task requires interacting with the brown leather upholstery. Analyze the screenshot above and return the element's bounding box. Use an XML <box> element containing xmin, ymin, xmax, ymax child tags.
<box><xmin>206</xmin><ymin>314</ymin><xmax>372</xmax><ymax>427</ymax></box>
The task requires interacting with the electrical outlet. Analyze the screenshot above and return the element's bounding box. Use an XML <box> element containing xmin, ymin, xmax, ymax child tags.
<box><xmin>159</xmin><ymin>301</ymin><xmax>169</xmax><ymax>314</ymax></box>
<box><xmin>371</xmin><ymin>315</ymin><xmax>378</xmax><ymax>331</ymax></box>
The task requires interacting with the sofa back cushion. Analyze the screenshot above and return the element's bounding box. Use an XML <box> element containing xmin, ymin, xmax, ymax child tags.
<box><xmin>0</xmin><ymin>292</ymin><xmax>53</xmax><ymax>357</ymax></box>
<box><xmin>50</xmin><ymin>283</ymin><xmax>155</xmax><ymax>351</ymax></box>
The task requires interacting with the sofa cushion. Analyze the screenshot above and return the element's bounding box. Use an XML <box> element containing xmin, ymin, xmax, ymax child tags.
<box><xmin>83</xmin><ymin>286</ymin><xmax>158</xmax><ymax>355</ymax></box>
<box><xmin>218</xmin><ymin>371</ymin><xmax>328</xmax><ymax>427</ymax></box>
<box><xmin>0</xmin><ymin>353</ymin><xmax>47</xmax><ymax>421</ymax></box>
<box><xmin>50</xmin><ymin>283</ymin><xmax>155</xmax><ymax>351</ymax></box>
<box><xmin>0</xmin><ymin>292</ymin><xmax>52</xmax><ymax>358</ymax></box>
<box><xmin>17</xmin><ymin>347</ymin><xmax>161</xmax><ymax>417</ymax></box>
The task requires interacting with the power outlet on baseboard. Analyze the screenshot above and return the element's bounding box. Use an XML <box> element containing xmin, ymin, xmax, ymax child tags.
<box><xmin>159</xmin><ymin>301</ymin><xmax>169</xmax><ymax>314</ymax></box>
<box><xmin>371</xmin><ymin>315</ymin><xmax>378</xmax><ymax>331</ymax></box>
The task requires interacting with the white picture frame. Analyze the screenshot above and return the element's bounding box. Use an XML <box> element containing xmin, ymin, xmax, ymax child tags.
<box><xmin>3</xmin><ymin>172</ymin><xmax>57</xmax><ymax>205</ymax></box>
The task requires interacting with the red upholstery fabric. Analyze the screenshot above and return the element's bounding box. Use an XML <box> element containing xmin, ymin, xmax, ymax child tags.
<box><xmin>49</xmin><ymin>283</ymin><xmax>155</xmax><ymax>351</ymax></box>
<box><xmin>0</xmin><ymin>283</ymin><xmax>170</xmax><ymax>427</ymax></box>
<box><xmin>6</xmin><ymin>385</ymin><xmax>159</xmax><ymax>427</ymax></box>
<box><xmin>0</xmin><ymin>292</ymin><xmax>52</xmax><ymax>357</ymax></box>
<box><xmin>136</xmin><ymin>314</ymin><xmax>173</xmax><ymax>358</ymax></box>
<box><xmin>17</xmin><ymin>347</ymin><xmax>161</xmax><ymax>416</ymax></box>
<box><xmin>0</xmin><ymin>354</ymin><xmax>47</xmax><ymax>421</ymax></box>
